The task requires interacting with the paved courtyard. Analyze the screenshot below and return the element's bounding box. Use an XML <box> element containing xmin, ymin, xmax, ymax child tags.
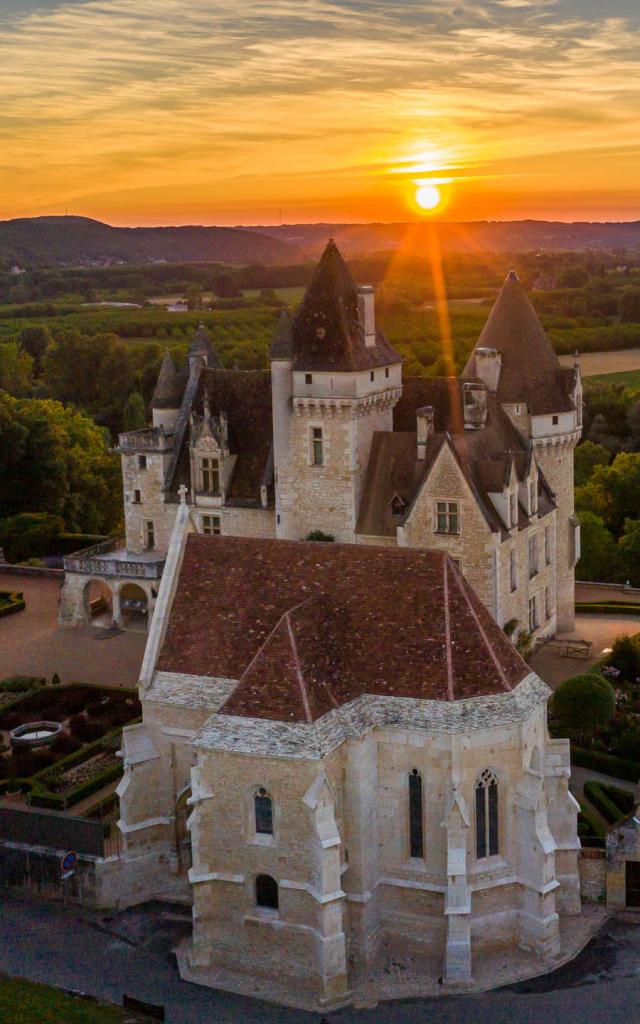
<box><xmin>0</xmin><ymin>574</ymin><xmax>145</xmax><ymax>688</ymax></box>
<box><xmin>530</xmin><ymin>613</ymin><xmax>640</xmax><ymax>689</ymax></box>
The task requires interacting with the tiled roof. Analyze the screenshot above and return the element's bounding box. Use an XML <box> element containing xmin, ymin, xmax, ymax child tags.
<box><xmin>463</xmin><ymin>271</ymin><xmax>573</xmax><ymax>414</ymax></box>
<box><xmin>151</xmin><ymin>350</ymin><xmax>185</xmax><ymax>409</ymax></box>
<box><xmin>189</xmin><ymin>322</ymin><xmax>223</xmax><ymax>369</ymax></box>
<box><xmin>157</xmin><ymin>535</ymin><xmax>529</xmax><ymax>722</ymax></box>
<box><xmin>171</xmin><ymin>369</ymin><xmax>273</xmax><ymax>503</ymax></box>
<box><xmin>290</xmin><ymin>241</ymin><xmax>401</xmax><ymax>372</ymax></box>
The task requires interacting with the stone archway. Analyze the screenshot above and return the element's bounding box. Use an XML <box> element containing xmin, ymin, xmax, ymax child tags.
<box><xmin>83</xmin><ymin>579</ymin><xmax>113</xmax><ymax>628</ymax></box>
<box><xmin>175</xmin><ymin>786</ymin><xmax>193</xmax><ymax>876</ymax></box>
<box><xmin>118</xmin><ymin>583</ymin><xmax>149</xmax><ymax>631</ymax></box>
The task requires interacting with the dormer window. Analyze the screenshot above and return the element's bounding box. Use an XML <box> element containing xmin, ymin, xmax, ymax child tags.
<box><xmin>390</xmin><ymin>494</ymin><xmax>406</xmax><ymax>518</ymax></box>
<box><xmin>200</xmin><ymin>457</ymin><xmax>219</xmax><ymax>494</ymax></box>
<box><xmin>509</xmin><ymin>491</ymin><xmax>517</xmax><ymax>528</ymax></box>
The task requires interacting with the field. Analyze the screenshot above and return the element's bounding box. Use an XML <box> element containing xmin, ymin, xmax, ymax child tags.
<box><xmin>559</xmin><ymin>348</ymin><xmax>640</xmax><ymax>379</ymax></box>
<box><xmin>0</xmin><ymin>976</ymin><xmax>134</xmax><ymax>1024</ymax></box>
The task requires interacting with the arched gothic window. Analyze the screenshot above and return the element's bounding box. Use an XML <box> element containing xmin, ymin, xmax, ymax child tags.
<box><xmin>475</xmin><ymin>769</ymin><xmax>499</xmax><ymax>859</ymax></box>
<box><xmin>408</xmin><ymin>769</ymin><xmax>424</xmax><ymax>859</ymax></box>
<box><xmin>256</xmin><ymin>874</ymin><xmax>278</xmax><ymax>909</ymax></box>
<box><xmin>254</xmin><ymin>788</ymin><xmax>273</xmax><ymax>835</ymax></box>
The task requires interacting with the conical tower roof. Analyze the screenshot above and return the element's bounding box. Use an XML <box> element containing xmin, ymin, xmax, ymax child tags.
<box><xmin>270</xmin><ymin>309</ymin><xmax>293</xmax><ymax>360</ymax></box>
<box><xmin>464</xmin><ymin>271</ymin><xmax>572</xmax><ymax>414</ymax></box>
<box><xmin>152</xmin><ymin>350</ymin><xmax>185</xmax><ymax>409</ymax></box>
<box><xmin>290</xmin><ymin>240</ymin><xmax>400</xmax><ymax>372</ymax></box>
<box><xmin>189</xmin><ymin>322</ymin><xmax>223</xmax><ymax>369</ymax></box>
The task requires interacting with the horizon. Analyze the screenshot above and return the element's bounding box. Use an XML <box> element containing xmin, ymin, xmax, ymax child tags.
<box><xmin>2</xmin><ymin>1</ymin><xmax>640</xmax><ymax>227</ymax></box>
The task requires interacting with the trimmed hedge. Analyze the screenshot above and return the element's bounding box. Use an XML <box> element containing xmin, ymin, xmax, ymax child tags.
<box><xmin>0</xmin><ymin>592</ymin><xmax>25</xmax><ymax>618</ymax></box>
<box><xmin>0</xmin><ymin>676</ymin><xmax>44</xmax><ymax>694</ymax></box>
<box><xmin>572</xmin><ymin>746</ymin><xmax>640</xmax><ymax>783</ymax></box>
<box><xmin>576</xmin><ymin>602</ymin><xmax>640</xmax><ymax>616</ymax></box>
<box><xmin>584</xmin><ymin>780</ymin><xmax>635</xmax><ymax>825</ymax></box>
<box><xmin>578</xmin><ymin>802</ymin><xmax>606</xmax><ymax>842</ymax></box>
<box><xmin>29</xmin><ymin>762</ymin><xmax>123</xmax><ymax>811</ymax></box>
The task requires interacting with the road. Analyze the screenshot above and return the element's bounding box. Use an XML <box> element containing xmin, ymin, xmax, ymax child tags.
<box><xmin>2</xmin><ymin>893</ymin><xmax>640</xmax><ymax>1024</ymax></box>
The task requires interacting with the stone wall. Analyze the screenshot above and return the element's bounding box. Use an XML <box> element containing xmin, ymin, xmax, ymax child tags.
<box><xmin>579</xmin><ymin>848</ymin><xmax>606</xmax><ymax>903</ymax></box>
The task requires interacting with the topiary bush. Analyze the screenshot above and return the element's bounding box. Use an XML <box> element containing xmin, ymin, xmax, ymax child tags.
<box><xmin>608</xmin><ymin>634</ymin><xmax>640</xmax><ymax>685</ymax></box>
<box><xmin>550</xmin><ymin>672</ymin><xmax>616</xmax><ymax>745</ymax></box>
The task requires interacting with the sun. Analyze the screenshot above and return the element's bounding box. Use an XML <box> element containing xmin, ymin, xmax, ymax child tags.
<box><xmin>415</xmin><ymin>183</ymin><xmax>441</xmax><ymax>211</ymax></box>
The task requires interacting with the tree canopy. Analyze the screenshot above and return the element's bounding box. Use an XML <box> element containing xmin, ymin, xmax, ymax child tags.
<box><xmin>551</xmin><ymin>672</ymin><xmax>616</xmax><ymax>746</ymax></box>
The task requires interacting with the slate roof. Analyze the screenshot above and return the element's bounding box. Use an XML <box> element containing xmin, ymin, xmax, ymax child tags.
<box><xmin>463</xmin><ymin>271</ymin><xmax>573</xmax><ymax>414</ymax></box>
<box><xmin>270</xmin><ymin>309</ymin><xmax>293</xmax><ymax>360</ymax></box>
<box><xmin>189</xmin><ymin>322</ymin><xmax>223</xmax><ymax>369</ymax></box>
<box><xmin>151</xmin><ymin>351</ymin><xmax>185</xmax><ymax>410</ymax></box>
<box><xmin>170</xmin><ymin>369</ymin><xmax>273</xmax><ymax>503</ymax></box>
<box><xmin>358</xmin><ymin>376</ymin><xmax>554</xmax><ymax>537</ymax></box>
<box><xmin>290</xmin><ymin>240</ymin><xmax>401</xmax><ymax>372</ymax></box>
<box><xmin>157</xmin><ymin>535</ymin><xmax>529</xmax><ymax>721</ymax></box>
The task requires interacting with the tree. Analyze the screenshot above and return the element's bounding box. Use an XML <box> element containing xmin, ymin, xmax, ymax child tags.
<box><xmin>0</xmin><ymin>342</ymin><xmax>33</xmax><ymax>395</ymax></box>
<box><xmin>618</xmin><ymin>518</ymin><xmax>640</xmax><ymax>586</ymax></box>
<box><xmin>574</xmin><ymin>441</ymin><xmax>610</xmax><ymax>486</ymax></box>
<box><xmin>122</xmin><ymin>392</ymin><xmax>147</xmax><ymax>432</ymax></box>
<box><xmin>15</xmin><ymin>325</ymin><xmax>53</xmax><ymax>374</ymax></box>
<box><xmin>576</xmin><ymin>511</ymin><xmax>618</xmax><ymax>582</ymax></box>
<box><xmin>608</xmin><ymin>634</ymin><xmax>640</xmax><ymax>684</ymax></box>
<box><xmin>185</xmin><ymin>284</ymin><xmax>202</xmax><ymax>310</ymax></box>
<box><xmin>211</xmin><ymin>271</ymin><xmax>240</xmax><ymax>299</ymax></box>
<box><xmin>551</xmin><ymin>673</ymin><xmax>616</xmax><ymax>746</ymax></box>
<box><xmin>619</xmin><ymin>289</ymin><xmax>640</xmax><ymax>323</ymax></box>
<box><xmin>576</xmin><ymin>452</ymin><xmax>640</xmax><ymax>537</ymax></box>
<box><xmin>0</xmin><ymin>393</ymin><xmax>121</xmax><ymax>533</ymax></box>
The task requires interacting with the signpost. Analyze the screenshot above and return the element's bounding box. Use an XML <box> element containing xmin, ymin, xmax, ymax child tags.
<box><xmin>61</xmin><ymin>850</ymin><xmax>77</xmax><ymax>879</ymax></box>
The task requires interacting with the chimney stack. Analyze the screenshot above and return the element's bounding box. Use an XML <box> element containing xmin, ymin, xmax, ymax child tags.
<box><xmin>462</xmin><ymin>382</ymin><xmax>488</xmax><ymax>430</ymax></box>
<box><xmin>474</xmin><ymin>347</ymin><xmax>502</xmax><ymax>392</ymax></box>
<box><xmin>416</xmin><ymin>406</ymin><xmax>435</xmax><ymax>460</ymax></box>
<box><xmin>357</xmin><ymin>286</ymin><xmax>376</xmax><ymax>348</ymax></box>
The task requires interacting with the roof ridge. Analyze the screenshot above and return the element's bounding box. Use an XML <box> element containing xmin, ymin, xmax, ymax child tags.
<box><xmin>443</xmin><ymin>558</ymin><xmax>455</xmax><ymax>701</ymax></box>
<box><xmin>284</xmin><ymin>610</ymin><xmax>313</xmax><ymax>724</ymax></box>
<box><xmin>449</xmin><ymin>565</ymin><xmax>513</xmax><ymax>692</ymax></box>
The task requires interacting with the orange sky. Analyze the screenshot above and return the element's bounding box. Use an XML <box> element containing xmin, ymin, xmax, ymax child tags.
<box><xmin>1</xmin><ymin>0</ymin><xmax>639</xmax><ymax>226</ymax></box>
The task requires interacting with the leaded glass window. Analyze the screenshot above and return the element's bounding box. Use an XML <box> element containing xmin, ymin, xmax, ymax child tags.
<box><xmin>255</xmin><ymin>788</ymin><xmax>273</xmax><ymax>835</ymax></box>
<box><xmin>408</xmin><ymin>769</ymin><xmax>424</xmax><ymax>859</ymax></box>
<box><xmin>475</xmin><ymin>769</ymin><xmax>499</xmax><ymax>859</ymax></box>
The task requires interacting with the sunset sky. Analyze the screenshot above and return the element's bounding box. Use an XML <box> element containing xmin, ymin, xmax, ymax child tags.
<box><xmin>1</xmin><ymin>0</ymin><xmax>639</xmax><ymax>226</ymax></box>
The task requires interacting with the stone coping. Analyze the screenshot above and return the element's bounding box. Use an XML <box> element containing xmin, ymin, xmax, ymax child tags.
<box><xmin>176</xmin><ymin>671</ymin><xmax>550</xmax><ymax>760</ymax></box>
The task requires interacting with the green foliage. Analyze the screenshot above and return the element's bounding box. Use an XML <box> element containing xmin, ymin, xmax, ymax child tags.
<box><xmin>584</xmin><ymin>780</ymin><xmax>635</xmax><ymax>824</ymax></box>
<box><xmin>0</xmin><ymin>394</ymin><xmax>121</xmax><ymax>534</ymax></box>
<box><xmin>503</xmin><ymin>617</ymin><xmax>518</xmax><ymax>638</ymax></box>
<box><xmin>618</xmin><ymin>519</ymin><xmax>640</xmax><ymax>586</ymax></box>
<box><xmin>0</xmin><ymin>591</ymin><xmax>25</xmax><ymax>618</ymax></box>
<box><xmin>619</xmin><ymin>288</ymin><xmax>640</xmax><ymax>323</ymax></box>
<box><xmin>608</xmin><ymin>634</ymin><xmax>640</xmax><ymax>683</ymax></box>
<box><xmin>576</xmin><ymin>512</ymin><xmax>619</xmax><ymax>583</ymax></box>
<box><xmin>0</xmin><ymin>974</ymin><xmax>134</xmax><ymax>1023</ymax></box>
<box><xmin>574</xmin><ymin>441</ymin><xmax>610</xmax><ymax>486</ymax></box>
<box><xmin>15</xmin><ymin>324</ymin><xmax>53</xmax><ymax>372</ymax></box>
<box><xmin>0</xmin><ymin>340</ymin><xmax>32</xmax><ymax>394</ymax></box>
<box><xmin>0</xmin><ymin>512</ymin><xmax>64</xmax><ymax>563</ymax></box>
<box><xmin>51</xmin><ymin>673</ymin><xmax>60</xmax><ymax>686</ymax></box>
<box><xmin>576</xmin><ymin>451</ymin><xmax>640</xmax><ymax>537</ymax></box>
<box><xmin>571</xmin><ymin>745</ymin><xmax>640</xmax><ymax>782</ymax></box>
<box><xmin>305</xmin><ymin>530</ymin><xmax>335</xmax><ymax>542</ymax></box>
<box><xmin>122</xmin><ymin>391</ymin><xmax>146</xmax><ymax>432</ymax></box>
<box><xmin>578</xmin><ymin>802</ymin><xmax>606</xmax><ymax>843</ymax></box>
<box><xmin>551</xmin><ymin>672</ymin><xmax>616</xmax><ymax>745</ymax></box>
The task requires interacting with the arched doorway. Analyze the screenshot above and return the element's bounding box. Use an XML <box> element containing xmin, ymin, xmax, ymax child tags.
<box><xmin>175</xmin><ymin>787</ymin><xmax>192</xmax><ymax>876</ymax></box>
<box><xmin>83</xmin><ymin>579</ymin><xmax>113</xmax><ymax>628</ymax></box>
<box><xmin>119</xmin><ymin>583</ymin><xmax>149</xmax><ymax>631</ymax></box>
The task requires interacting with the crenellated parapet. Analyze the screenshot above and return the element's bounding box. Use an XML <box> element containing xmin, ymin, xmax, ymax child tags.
<box><xmin>292</xmin><ymin>388</ymin><xmax>402</xmax><ymax>419</ymax></box>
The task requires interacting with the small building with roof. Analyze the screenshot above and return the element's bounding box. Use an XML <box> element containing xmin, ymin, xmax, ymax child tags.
<box><xmin>113</xmin><ymin>504</ymin><xmax>581</xmax><ymax>1007</ymax></box>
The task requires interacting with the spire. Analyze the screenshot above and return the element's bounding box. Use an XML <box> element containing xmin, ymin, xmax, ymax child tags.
<box><xmin>188</xmin><ymin>322</ymin><xmax>223</xmax><ymax>369</ymax></box>
<box><xmin>152</xmin><ymin>350</ymin><xmax>184</xmax><ymax>410</ymax></box>
<box><xmin>463</xmin><ymin>270</ymin><xmax>571</xmax><ymax>415</ymax></box>
<box><xmin>270</xmin><ymin>309</ymin><xmax>293</xmax><ymax>361</ymax></box>
<box><xmin>289</xmin><ymin>240</ymin><xmax>400</xmax><ymax>373</ymax></box>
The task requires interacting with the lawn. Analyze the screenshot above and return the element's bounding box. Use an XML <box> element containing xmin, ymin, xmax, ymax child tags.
<box><xmin>590</xmin><ymin>368</ymin><xmax>640</xmax><ymax>389</ymax></box>
<box><xmin>0</xmin><ymin>976</ymin><xmax>136</xmax><ymax>1024</ymax></box>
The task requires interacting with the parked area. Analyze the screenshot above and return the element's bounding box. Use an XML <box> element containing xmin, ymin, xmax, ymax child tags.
<box><xmin>530</xmin><ymin>612</ymin><xmax>640</xmax><ymax>689</ymax></box>
<box><xmin>0</xmin><ymin>574</ymin><xmax>145</xmax><ymax>688</ymax></box>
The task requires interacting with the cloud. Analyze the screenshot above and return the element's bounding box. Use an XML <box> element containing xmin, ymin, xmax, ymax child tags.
<box><xmin>0</xmin><ymin>0</ymin><xmax>639</xmax><ymax>222</ymax></box>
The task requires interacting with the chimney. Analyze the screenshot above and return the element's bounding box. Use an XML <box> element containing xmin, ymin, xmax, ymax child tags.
<box><xmin>462</xmin><ymin>382</ymin><xmax>488</xmax><ymax>430</ymax></box>
<box><xmin>474</xmin><ymin>347</ymin><xmax>502</xmax><ymax>392</ymax></box>
<box><xmin>357</xmin><ymin>286</ymin><xmax>376</xmax><ymax>348</ymax></box>
<box><xmin>416</xmin><ymin>406</ymin><xmax>434</xmax><ymax>460</ymax></box>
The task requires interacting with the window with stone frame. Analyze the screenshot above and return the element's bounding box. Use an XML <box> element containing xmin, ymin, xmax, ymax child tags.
<box><xmin>435</xmin><ymin>500</ymin><xmax>459</xmax><ymax>534</ymax></box>
<box><xmin>199</xmin><ymin>456</ymin><xmax>220</xmax><ymax>494</ymax></box>
<box><xmin>144</xmin><ymin>520</ymin><xmax>155</xmax><ymax>550</ymax></box>
<box><xmin>475</xmin><ymin>768</ymin><xmax>499</xmax><ymax>859</ymax></box>
<box><xmin>254</xmin><ymin>788</ymin><xmax>273</xmax><ymax>835</ymax></box>
<box><xmin>528</xmin><ymin>533</ymin><xmax>538</xmax><ymax>578</ymax></box>
<box><xmin>408</xmin><ymin>769</ymin><xmax>424</xmax><ymax>859</ymax></box>
<box><xmin>509</xmin><ymin>548</ymin><xmax>517</xmax><ymax>592</ymax></box>
<box><xmin>311</xmin><ymin>426</ymin><xmax>324</xmax><ymax>466</ymax></box>
<box><xmin>544</xmin><ymin>585</ymin><xmax>552</xmax><ymax>621</ymax></box>
<box><xmin>255</xmin><ymin>874</ymin><xmax>278</xmax><ymax>909</ymax></box>
<box><xmin>544</xmin><ymin>525</ymin><xmax>552</xmax><ymax>565</ymax></box>
<box><xmin>201</xmin><ymin>514</ymin><xmax>221</xmax><ymax>536</ymax></box>
<box><xmin>133</xmin><ymin>489</ymin><xmax>141</xmax><ymax>504</ymax></box>
<box><xmin>138</xmin><ymin>455</ymin><xmax>147</xmax><ymax>470</ymax></box>
<box><xmin>509</xmin><ymin>490</ymin><xmax>517</xmax><ymax>528</ymax></box>
<box><xmin>528</xmin><ymin>593</ymin><xmax>539</xmax><ymax>632</ymax></box>
<box><xmin>529</xmin><ymin>478</ymin><xmax>538</xmax><ymax>515</ymax></box>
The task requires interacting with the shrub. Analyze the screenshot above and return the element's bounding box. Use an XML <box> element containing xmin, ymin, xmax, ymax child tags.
<box><xmin>551</xmin><ymin>672</ymin><xmax>616</xmax><ymax>745</ymax></box>
<box><xmin>305</xmin><ymin>530</ymin><xmax>335</xmax><ymax>542</ymax></box>
<box><xmin>608</xmin><ymin>634</ymin><xmax>640</xmax><ymax>684</ymax></box>
<box><xmin>0</xmin><ymin>676</ymin><xmax>44</xmax><ymax>693</ymax></box>
<box><xmin>571</xmin><ymin>746</ymin><xmax>640</xmax><ymax>783</ymax></box>
<box><xmin>69</xmin><ymin>716</ymin><xmax>107</xmax><ymax>743</ymax></box>
<box><xmin>51</xmin><ymin>673</ymin><xmax>61</xmax><ymax>686</ymax></box>
<box><xmin>49</xmin><ymin>732</ymin><xmax>82</xmax><ymax>757</ymax></box>
<box><xmin>578</xmin><ymin>803</ymin><xmax>606</xmax><ymax>843</ymax></box>
<box><xmin>0</xmin><ymin>592</ymin><xmax>26</xmax><ymax>618</ymax></box>
<box><xmin>584</xmin><ymin>780</ymin><xmax>635</xmax><ymax>824</ymax></box>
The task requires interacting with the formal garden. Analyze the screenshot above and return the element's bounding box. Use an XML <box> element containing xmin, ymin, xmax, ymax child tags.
<box><xmin>0</xmin><ymin>591</ymin><xmax>25</xmax><ymax>617</ymax></box>
<box><xmin>0</xmin><ymin>676</ymin><xmax>140</xmax><ymax>809</ymax></box>
<box><xmin>549</xmin><ymin>632</ymin><xmax>640</xmax><ymax>845</ymax></box>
